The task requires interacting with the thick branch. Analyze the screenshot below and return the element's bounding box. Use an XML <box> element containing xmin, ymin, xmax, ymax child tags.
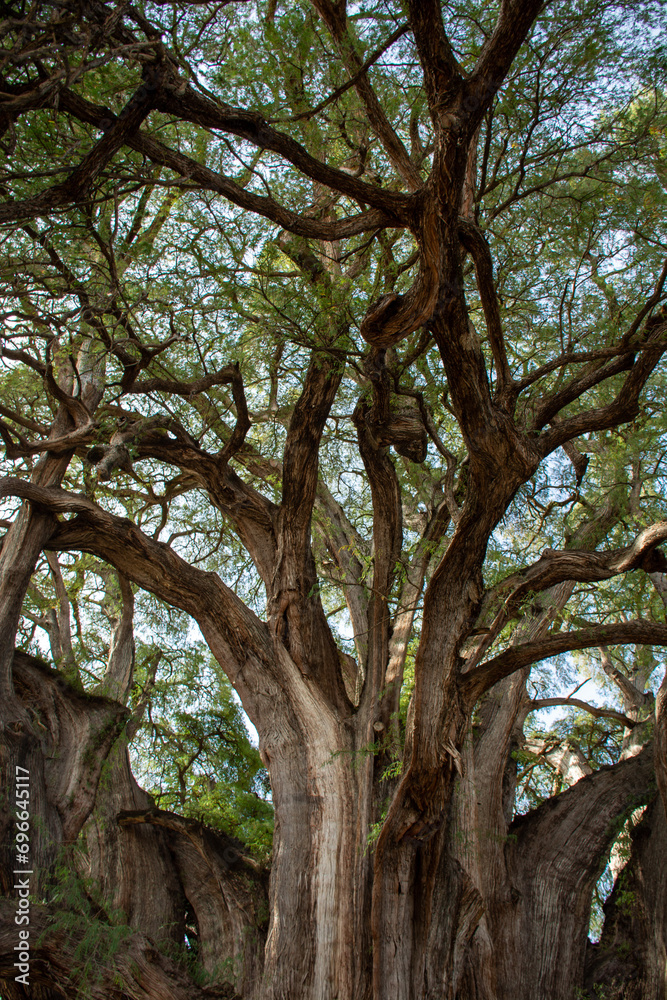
<box><xmin>407</xmin><ymin>0</ymin><xmax>462</xmax><ymax>122</ymax></box>
<box><xmin>314</xmin><ymin>482</ymin><xmax>370</xmax><ymax>670</ymax></box>
<box><xmin>89</xmin><ymin>407</ymin><xmax>277</xmax><ymax>583</ymax></box>
<box><xmin>281</xmin><ymin>354</ymin><xmax>343</xmax><ymax>539</ymax></box>
<box><xmin>353</xmin><ymin>381</ymin><xmax>403</xmax><ymax>715</ymax></box>
<box><xmin>278</xmin><ymin>21</ymin><xmax>410</xmax><ymax>124</ymax></box>
<box><xmin>458</xmin><ymin>218</ymin><xmax>512</xmax><ymax>396</ymax></box>
<box><xmin>0</xmin><ymin>417</ymin><xmax>96</xmax><ymax>459</ymax></box>
<box><xmin>529</xmin><ymin>697</ymin><xmax>636</xmax><ymax>730</ymax></box>
<box><xmin>463</xmin><ymin>619</ymin><xmax>667</xmax><ymax>701</ymax></box>
<box><xmin>478</xmin><ymin>520</ymin><xmax>667</xmax><ymax>632</ymax></box>
<box><xmin>269</xmin><ymin>354</ymin><xmax>348</xmax><ymax>693</ymax></box>
<box><xmin>465</xmin><ymin>0</ymin><xmax>545</xmax><ymax>130</ymax></box>
<box><xmin>157</xmin><ymin>83</ymin><xmax>414</xmax><ymax>211</ymax></box>
<box><xmin>57</xmin><ymin>88</ymin><xmax>399</xmax><ymax>239</ymax></box>
<box><xmin>129</xmin><ymin>363</ymin><xmax>251</xmax><ymax>465</ymax></box>
<box><xmin>0</xmin><ymin>478</ymin><xmax>284</xmax><ymax>710</ymax></box>
<box><xmin>118</xmin><ymin>807</ymin><xmax>261</xmax><ymax>873</ymax></box>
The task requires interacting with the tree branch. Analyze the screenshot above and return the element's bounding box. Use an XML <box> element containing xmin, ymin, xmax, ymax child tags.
<box><xmin>537</xmin><ymin>314</ymin><xmax>667</xmax><ymax>451</ymax></box>
<box><xmin>314</xmin><ymin>482</ymin><xmax>370</xmax><ymax>671</ymax></box>
<box><xmin>275</xmin><ymin>21</ymin><xmax>410</xmax><ymax>124</ymax></box>
<box><xmin>269</xmin><ymin>353</ymin><xmax>348</xmax><ymax>692</ymax></box>
<box><xmin>156</xmin><ymin>82</ymin><xmax>415</xmax><ymax>211</ymax></box>
<box><xmin>86</xmin><ymin>404</ymin><xmax>278</xmax><ymax>583</ymax></box>
<box><xmin>479</xmin><ymin>520</ymin><xmax>667</xmax><ymax>633</ymax></box>
<box><xmin>353</xmin><ymin>373</ymin><xmax>403</xmax><ymax>715</ymax></box>
<box><xmin>407</xmin><ymin>0</ymin><xmax>462</xmax><ymax>123</ymax></box>
<box><xmin>465</xmin><ymin>0</ymin><xmax>545</xmax><ymax>130</ymax></box>
<box><xmin>458</xmin><ymin>218</ymin><xmax>512</xmax><ymax>397</ymax></box>
<box><xmin>529</xmin><ymin>696</ymin><xmax>637</xmax><ymax>730</ymax></box>
<box><xmin>128</xmin><ymin>363</ymin><xmax>251</xmax><ymax>465</ymax></box>
<box><xmin>0</xmin><ymin>68</ymin><xmax>163</xmax><ymax>224</ymax></box>
<box><xmin>57</xmin><ymin>88</ymin><xmax>400</xmax><ymax>240</ymax></box>
<box><xmin>117</xmin><ymin>806</ymin><xmax>262</xmax><ymax>873</ymax></box>
<box><xmin>463</xmin><ymin>619</ymin><xmax>667</xmax><ymax>701</ymax></box>
<box><xmin>310</xmin><ymin>0</ymin><xmax>422</xmax><ymax>190</ymax></box>
<box><xmin>0</xmin><ymin>477</ymin><xmax>284</xmax><ymax>710</ymax></box>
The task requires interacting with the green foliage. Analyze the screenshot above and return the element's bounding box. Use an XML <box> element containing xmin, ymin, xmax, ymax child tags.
<box><xmin>131</xmin><ymin>646</ymin><xmax>274</xmax><ymax>859</ymax></box>
<box><xmin>42</xmin><ymin>861</ymin><xmax>135</xmax><ymax>995</ymax></box>
<box><xmin>1</xmin><ymin>0</ymin><xmax>667</xmax><ymax>984</ymax></box>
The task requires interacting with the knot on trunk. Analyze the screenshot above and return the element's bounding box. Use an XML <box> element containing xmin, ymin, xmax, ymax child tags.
<box><xmin>87</xmin><ymin>442</ymin><xmax>133</xmax><ymax>480</ymax></box>
<box><xmin>638</xmin><ymin>546</ymin><xmax>667</xmax><ymax>574</ymax></box>
<box><xmin>360</xmin><ymin>293</ymin><xmax>403</xmax><ymax>346</ymax></box>
<box><xmin>375</xmin><ymin>396</ymin><xmax>428</xmax><ymax>463</ymax></box>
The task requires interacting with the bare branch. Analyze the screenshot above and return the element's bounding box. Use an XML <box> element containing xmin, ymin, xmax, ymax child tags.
<box><xmin>353</xmin><ymin>373</ymin><xmax>403</xmax><ymax>714</ymax></box>
<box><xmin>117</xmin><ymin>807</ymin><xmax>261</xmax><ymax>873</ymax></box>
<box><xmin>537</xmin><ymin>313</ymin><xmax>667</xmax><ymax>450</ymax></box>
<box><xmin>99</xmin><ymin>571</ymin><xmax>135</xmax><ymax>703</ymax></box>
<box><xmin>268</xmin><ymin>353</ymin><xmax>347</xmax><ymax>691</ymax></box>
<box><xmin>465</xmin><ymin>0</ymin><xmax>545</xmax><ymax>130</ymax></box>
<box><xmin>0</xmin><ymin>418</ymin><xmax>96</xmax><ymax>459</ymax></box>
<box><xmin>87</xmin><ymin>412</ymin><xmax>279</xmax><ymax>584</ymax></box>
<box><xmin>0</xmin><ymin>476</ymin><xmax>276</xmax><ymax>678</ymax></box>
<box><xmin>275</xmin><ymin>22</ymin><xmax>410</xmax><ymax>125</ymax></box>
<box><xmin>529</xmin><ymin>697</ymin><xmax>636</xmax><ymax>730</ymax></box>
<box><xmin>463</xmin><ymin>619</ymin><xmax>667</xmax><ymax>701</ymax></box>
<box><xmin>598</xmin><ymin>646</ymin><xmax>652</xmax><ymax>714</ymax></box>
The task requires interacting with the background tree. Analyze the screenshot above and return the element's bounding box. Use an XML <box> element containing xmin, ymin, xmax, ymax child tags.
<box><xmin>1</xmin><ymin>1</ymin><xmax>667</xmax><ymax>999</ymax></box>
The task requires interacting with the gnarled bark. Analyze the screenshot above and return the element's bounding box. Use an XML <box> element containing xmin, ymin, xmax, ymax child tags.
<box><xmin>585</xmin><ymin>797</ymin><xmax>667</xmax><ymax>1000</ymax></box>
<box><xmin>488</xmin><ymin>750</ymin><xmax>655</xmax><ymax>1000</ymax></box>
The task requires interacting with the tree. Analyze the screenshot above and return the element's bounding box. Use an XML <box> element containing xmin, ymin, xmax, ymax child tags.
<box><xmin>1</xmin><ymin>1</ymin><xmax>667</xmax><ymax>998</ymax></box>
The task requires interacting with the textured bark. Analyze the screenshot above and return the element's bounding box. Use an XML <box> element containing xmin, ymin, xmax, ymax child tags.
<box><xmin>257</xmin><ymin>704</ymin><xmax>375</xmax><ymax>1000</ymax></box>
<box><xmin>85</xmin><ymin>743</ymin><xmax>187</xmax><ymax>947</ymax></box>
<box><xmin>584</xmin><ymin>797</ymin><xmax>667</xmax><ymax>1000</ymax></box>
<box><xmin>0</xmin><ymin>653</ymin><xmax>126</xmax><ymax>892</ymax></box>
<box><xmin>490</xmin><ymin>750</ymin><xmax>655</xmax><ymax>1000</ymax></box>
<box><xmin>2</xmin><ymin>3</ymin><xmax>667</xmax><ymax>1000</ymax></box>
<box><xmin>656</xmin><ymin>669</ymin><xmax>667</xmax><ymax>816</ymax></box>
<box><xmin>0</xmin><ymin>654</ymin><xmax>127</xmax><ymax>1000</ymax></box>
<box><xmin>119</xmin><ymin>808</ymin><xmax>268</xmax><ymax>998</ymax></box>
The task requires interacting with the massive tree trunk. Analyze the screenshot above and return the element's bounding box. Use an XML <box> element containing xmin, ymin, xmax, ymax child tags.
<box><xmin>495</xmin><ymin>750</ymin><xmax>654</xmax><ymax>1000</ymax></box>
<box><xmin>119</xmin><ymin>807</ymin><xmax>269</xmax><ymax>999</ymax></box>
<box><xmin>85</xmin><ymin>742</ymin><xmax>187</xmax><ymax>947</ymax></box>
<box><xmin>585</xmin><ymin>797</ymin><xmax>667</xmax><ymax>1000</ymax></box>
<box><xmin>0</xmin><ymin>654</ymin><xmax>127</xmax><ymax>1000</ymax></box>
<box><xmin>2</xmin><ymin>2</ymin><xmax>667</xmax><ymax>999</ymax></box>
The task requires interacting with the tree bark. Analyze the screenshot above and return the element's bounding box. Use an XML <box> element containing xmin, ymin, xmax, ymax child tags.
<box><xmin>85</xmin><ymin>742</ymin><xmax>187</xmax><ymax>947</ymax></box>
<box><xmin>485</xmin><ymin>750</ymin><xmax>655</xmax><ymax>1000</ymax></box>
<box><xmin>118</xmin><ymin>808</ymin><xmax>269</xmax><ymax>999</ymax></box>
<box><xmin>585</xmin><ymin>796</ymin><xmax>667</xmax><ymax>1000</ymax></box>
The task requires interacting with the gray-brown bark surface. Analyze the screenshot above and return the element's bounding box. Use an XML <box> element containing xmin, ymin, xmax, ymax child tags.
<box><xmin>585</xmin><ymin>797</ymin><xmax>667</xmax><ymax>1000</ymax></box>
